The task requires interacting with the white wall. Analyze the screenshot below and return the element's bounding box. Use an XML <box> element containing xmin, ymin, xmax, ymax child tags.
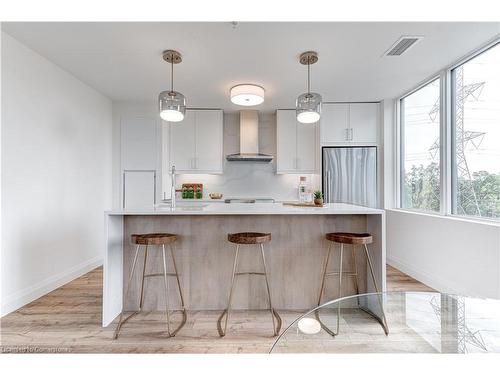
<box><xmin>1</xmin><ymin>32</ymin><xmax>113</xmax><ymax>316</ymax></box>
<box><xmin>386</xmin><ymin>210</ymin><xmax>500</xmax><ymax>298</ymax></box>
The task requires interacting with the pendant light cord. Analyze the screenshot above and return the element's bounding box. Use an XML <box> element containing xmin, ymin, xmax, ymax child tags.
<box><xmin>170</xmin><ymin>58</ymin><xmax>174</xmax><ymax>93</ymax></box>
<box><xmin>307</xmin><ymin>56</ymin><xmax>311</xmax><ymax>94</ymax></box>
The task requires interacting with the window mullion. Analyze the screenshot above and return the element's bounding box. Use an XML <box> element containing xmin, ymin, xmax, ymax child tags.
<box><xmin>440</xmin><ymin>70</ymin><xmax>452</xmax><ymax>216</ymax></box>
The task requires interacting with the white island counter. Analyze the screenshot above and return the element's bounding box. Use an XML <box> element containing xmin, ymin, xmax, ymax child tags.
<box><xmin>103</xmin><ymin>203</ymin><xmax>386</xmax><ymax>327</ymax></box>
<box><xmin>106</xmin><ymin>202</ymin><xmax>385</xmax><ymax>216</ymax></box>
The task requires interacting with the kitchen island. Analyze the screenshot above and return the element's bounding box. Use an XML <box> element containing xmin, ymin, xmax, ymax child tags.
<box><xmin>103</xmin><ymin>203</ymin><xmax>385</xmax><ymax>327</ymax></box>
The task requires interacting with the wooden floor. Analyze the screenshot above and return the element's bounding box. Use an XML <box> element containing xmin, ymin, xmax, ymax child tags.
<box><xmin>0</xmin><ymin>265</ymin><xmax>433</xmax><ymax>353</ymax></box>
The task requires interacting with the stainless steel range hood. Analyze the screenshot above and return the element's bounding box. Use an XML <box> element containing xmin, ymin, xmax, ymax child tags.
<box><xmin>226</xmin><ymin>110</ymin><xmax>273</xmax><ymax>162</ymax></box>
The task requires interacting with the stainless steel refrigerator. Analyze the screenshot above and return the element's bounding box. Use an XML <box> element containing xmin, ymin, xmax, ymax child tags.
<box><xmin>322</xmin><ymin>146</ymin><xmax>377</xmax><ymax>208</ymax></box>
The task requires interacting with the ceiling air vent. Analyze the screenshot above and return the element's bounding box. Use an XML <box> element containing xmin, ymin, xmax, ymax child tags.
<box><xmin>384</xmin><ymin>36</ymin><xmax>423</xmax><ymax>56</ymax></box>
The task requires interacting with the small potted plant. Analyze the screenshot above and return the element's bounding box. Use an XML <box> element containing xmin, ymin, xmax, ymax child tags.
<box><xmin>313</xmin><ymin>190</ymin><xmax>323</xmax><ymax>206</ymax></box>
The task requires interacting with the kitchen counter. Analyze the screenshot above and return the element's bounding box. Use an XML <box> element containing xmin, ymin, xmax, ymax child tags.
<box><xmin>106</xmin><ymin>202</ymin><xmax>384</xmax><ymax>216</ymax></box>
<box><xmin>103</xmin><ymin>203</ymin><xmax>386</xmax><ymax>327</ymax></box>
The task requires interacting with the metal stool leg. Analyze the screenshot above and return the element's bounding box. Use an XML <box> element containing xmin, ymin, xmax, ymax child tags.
<box><xmin>161</xmin><ymin>244</ymin><xmax>173</xmax><ymax>337</ymax></box>
<box><xmin>336</xmin><ymin>243</ymin><xmax>344</xmax><ymax>335</ymax></box>
<box><xmin>260</xmin><ymin>243</ymin><xmax>282</xmax><ymax>336</ymax></box>
<box><xmin>217</xmin><ymin>244</ymin><xmax>240</xmax><ymax>337</ymax></box>
<box><xmin>114</xmin><ymin>244</ymin><xmax>141</xmax><ymax>339</ymax></box>
<box><xmin>317</xmin><ymin>242</ymin><xmax>332</xmax><ymax>306</ymax></box>
<box><xmin>315</xmin><ymin>242</ymin><xmax>339</xmax><ymax>337</ymax></box>
<box><xmin>352</xmin><ymin>245</ymin><xmax>360</xmax><ymax>296</ymax></box>
<box><xmin>139</xmin><ymin>245</ymin><xmax>149</xmax><ymax>310</ymax></box>
<box><xmin>363</xmin><ymin>244</ymin><xmax>389</xmax><ymax>335</ymax></box>
<box><xmin>168</xmin><ymin>243</ymin><xmax>187</xmax><ymax>336</ymax></box>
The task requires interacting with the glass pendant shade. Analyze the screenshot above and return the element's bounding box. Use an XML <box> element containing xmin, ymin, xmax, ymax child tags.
<box><xmin>159</xmin><ymin>90</ymin><xmax>186</xmax><ymax>122</ymax></box>
<box><xmin>230</xmin><ymin>84</ymin><xmax>265</xmax><ymax>106</ymax></box>
<box><xmin>296</xmin><ymin>92</ymin><xmax>322</xmax><ymax>123</ymax></box>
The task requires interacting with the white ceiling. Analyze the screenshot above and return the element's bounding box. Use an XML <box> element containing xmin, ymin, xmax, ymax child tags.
<box><xmin>2</xmin><ymin>22</ymin><xmax>499</xmax><ymax>111</ymax></box>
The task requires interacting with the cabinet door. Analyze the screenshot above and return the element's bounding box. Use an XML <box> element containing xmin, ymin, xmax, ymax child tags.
<box><xmin>349</xmin><ymin>103</ymin><xmax>378</xmax><ymax>143</ymax></box>
<box><xmin>169</xmin><ymin>110</ymin><xmax>196</xmax><ymax>171</ymax></box>
<box><xmin>123</xmin><ymin>170</ymin><xmax>156</xmax><ymax>209</ymax></box>
<box><xmin>121</xmin><ymin>117</ymin><xmax>157</xmax><ymax>170</ymax></box>
<box><xmin>320</xmin><ymin>104</ymin><xmax>350</xmax><ymax>143</ymax></box>
<box><xmin>195</xmin><ymin>110</ymin><xmax>223</xmax><ymax>173</ymax></box>
<box><xmin>296</xmin><ymin>121</ymin><xmax>317</xmax><ymax>172</ymax></box>
<box><xmin>276</xmin><ymin>110</ymin><xmax>297</xmax><ymax>173</ymax></box>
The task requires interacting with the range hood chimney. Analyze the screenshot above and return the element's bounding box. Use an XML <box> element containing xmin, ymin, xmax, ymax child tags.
<box><xmin>226</xmin><ymin>110</ymin><xmax>273</xmax><ymax>162</ymax></box>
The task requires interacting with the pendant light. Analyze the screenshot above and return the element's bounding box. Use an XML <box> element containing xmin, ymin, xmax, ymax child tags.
<box><xmin>159</xmin><ymin>50</ymin><xmax>186</xmax><ymax>122</ymax></box>
<box><xmin>296</xmin><ymin>51</ymin><xmax>322</xmax><ymax>124</ymax></box>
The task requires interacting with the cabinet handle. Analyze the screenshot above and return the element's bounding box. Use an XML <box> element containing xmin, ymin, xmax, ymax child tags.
<box><xmin>345</xmin><ymin>128</ymin><xmax>349</xmax><ymax>141</ymax></box>
<box><xmin>296</xmin><ymin>158</ymin><xmax>300</xmax><ymax>170</ymax></box>
<box><xmin>350</xmin><ymin>128</ymin><xmax>353</xmax><ymax>141</ymax></box>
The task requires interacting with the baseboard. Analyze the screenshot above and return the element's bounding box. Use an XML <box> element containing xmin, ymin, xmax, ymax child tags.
<box><xmin>1</xmin><ymin>256</ymin><xmax>103</xmax><ymax>317</ymax></box>
<box><xmin>387</xmin><ymin>256</ymin><xmax>461</xmax><ymax>295</ymax></box>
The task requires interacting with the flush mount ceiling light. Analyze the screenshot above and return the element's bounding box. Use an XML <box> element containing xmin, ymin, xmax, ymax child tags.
<box><xmin>230</xmin><ymin>84</ymin><xmax>265</xmax><ymax>106</ymax></box>
<box><xmin>159</xmin><ymin>50</ymin><xmax>186</xmax><ymax>122</ymax></box>
<box><xmin>296</xmin><ymin>51</ymin><xmax>322</xmax><ymax>124</ymax></box>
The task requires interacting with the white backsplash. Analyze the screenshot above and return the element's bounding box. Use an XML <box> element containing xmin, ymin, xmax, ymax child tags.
<box><xmin>175</xmin><ymin>112</ymin><xmax>320</xmax><ymax>201</ymax></box>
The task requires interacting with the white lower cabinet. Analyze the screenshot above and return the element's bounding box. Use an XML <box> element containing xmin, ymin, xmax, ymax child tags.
<box><xmin>321</xmin><ymin>102</ymin><xmax>379</xmax><ymax>144</ymax></box>
<box><xmin>276</xmin><ymin>109</ymin><xmax>318</xmax><ymax>174</ymax></box>
<box><xmin>168</xmin><ymin>109</ymin><xmax>223</xmax><ymax>173</ymax></box>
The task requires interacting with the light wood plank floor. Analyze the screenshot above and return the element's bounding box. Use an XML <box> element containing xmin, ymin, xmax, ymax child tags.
<box><xmin>0</xmin><ymin>265</ymin><xmax>433</xmax><ymax>353</ymax></box>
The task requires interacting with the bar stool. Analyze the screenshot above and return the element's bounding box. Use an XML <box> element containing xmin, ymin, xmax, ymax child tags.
<box><xmin>113</xmin><ymin>233</ymin><xmax>187</xmax><ymax>339</ymax></box>
<box><xmin>217</xmin><ymin>232</ymin><xmax>282</xmax><ymax>337</ymax></box>
<box><xmin>316</xmin><ymin>232</ymin><xmax>389</xmax><ymax>336</ymax></box>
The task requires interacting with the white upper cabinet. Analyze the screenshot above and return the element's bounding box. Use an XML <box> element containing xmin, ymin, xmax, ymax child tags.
<box><xmin>194</xmin><ymin>110</ymin><xmax>223</xmax><ymax>171</ymax></box>
<box><xmin>320</xmin><ymin>102</ymin><xmax>379</xmax><ymax>144</ymax></box>
<box><xmin>169</xmin><ymin>110</ymin><xmax>196</xmax><ymax>171</ymax></box>
<box><xmin>276</xmin><ymin>109</ymin><xmax>318</xmax><ymax>174</ymax></box>
<box><xmin>320</xmin><ymin>104</ymin><xmax>350</xmax><ymax>145</ymax></box>
<box><xmin>168</xmin><ymin>109</ymin><xmax>223</xmax><ymax>174</ymax></box>
<box><xmin>349</xmin><ymin>103</ymin><xmax>379</xmax><ymax>143</ymax></box>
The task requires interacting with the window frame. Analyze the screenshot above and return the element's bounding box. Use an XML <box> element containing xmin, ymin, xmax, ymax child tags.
<box><xmin>398</xmin><ymin>75</ymin><xmax>442</xmax><ymax>214</ymax></box>
<box><xmin>396</xmin><ymin>36</ymin><xmax>500</xmax><ymax>222</ymax></box>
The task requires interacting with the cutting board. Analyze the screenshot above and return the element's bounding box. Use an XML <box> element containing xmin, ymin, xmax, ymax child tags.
<box><xmin>282</xmin><ymin>202</ymin><xmax>324</xmax><ymax>208</ymax></box>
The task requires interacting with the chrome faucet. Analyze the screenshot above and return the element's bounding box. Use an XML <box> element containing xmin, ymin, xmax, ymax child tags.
<box><xmin>170</xmin><ymin>165</ymin><xmax>176</xmax><ymax>209</ymax></box>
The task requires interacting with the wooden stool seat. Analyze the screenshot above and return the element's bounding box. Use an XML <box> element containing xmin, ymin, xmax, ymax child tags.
<box><xmin>131</xmin><ymin>233</ymin><xmax>177</xmax><ymax>245</ymax></box>
<box><xmin>228</xmin><ymin>232</ymin><xmax>271</xmax><ymax>245</ymax></box>
<box><xmin>326</xmin><ymin>232</ymin><xmax>373</xmax><ymax>245</ymax></box>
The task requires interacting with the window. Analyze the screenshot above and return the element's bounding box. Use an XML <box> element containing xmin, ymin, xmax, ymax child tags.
<box><xmin>451</xmin><ymin>43</ymin><xmax>500</xmax><ymax>219</ymax></box>
<box><xmin>400</xmin><ymin>78</ymin><xmax>441</xmax><ymax>212</ymax></box>
<box><xmin>398</xmin><ymin>39</ymin><xmax>500</xmax><ymax>221</ymax></box>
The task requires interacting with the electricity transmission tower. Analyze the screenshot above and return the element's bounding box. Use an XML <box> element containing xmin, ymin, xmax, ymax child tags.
<box><xmin>430</xmin><ymin>295</ymin><xmax>487</xmax><ymax>353</ymax></box>
<box><xmin>428</xmin><ymin>66</ymin><xmax>485</xmax><ymax>215</ymax></box>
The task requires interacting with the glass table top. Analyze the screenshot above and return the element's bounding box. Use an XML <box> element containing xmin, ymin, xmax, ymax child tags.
<box><xmin>271</xmin><ymin>292</ymin><xmax>500</xmax><ymax>353</ymax></box>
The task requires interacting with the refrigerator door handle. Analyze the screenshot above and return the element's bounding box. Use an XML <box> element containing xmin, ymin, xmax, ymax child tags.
<box><xmin>326</xmin><ymin>171</ymin><xmax>330</xmax><ymax>202</ymax></box>
<box><xmin>325</xmin><ymin>171</ymin><xmax>328</xmax><ymax>201</ymax></box>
